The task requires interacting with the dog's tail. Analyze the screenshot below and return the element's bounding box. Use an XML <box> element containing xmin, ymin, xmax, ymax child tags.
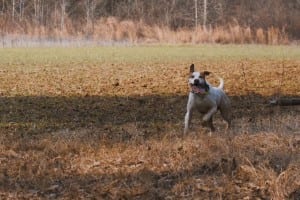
<box><xmin>217</xmin><ymin>77</ymin><xmax>224</xmax><ymax>90</ymax></box>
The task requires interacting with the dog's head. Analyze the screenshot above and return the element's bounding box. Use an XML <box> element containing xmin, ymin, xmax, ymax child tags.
<box><xmin>188</xmin><ymin>64</ymin><xmax>210</xmax><ymax>94</ymax></box>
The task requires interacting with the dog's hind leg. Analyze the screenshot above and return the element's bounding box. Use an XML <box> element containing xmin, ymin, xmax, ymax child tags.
<box><xmin>220</xmin><ymin>106</ymin><xmax>231</xmax><ymax>129</ymax></box>
<box><xmin>202</xmin><ymin>117</ymin><xmax>215</xmax><ymax>132</ymax></box>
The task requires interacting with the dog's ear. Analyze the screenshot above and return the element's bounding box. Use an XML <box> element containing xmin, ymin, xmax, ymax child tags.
<box><xmin>190</xmin><ymin>64</ymin><xmax>195</xmax><ymax>73</ymax></box>
<box><xmin>202</xmin><ymin>71</ymin><xmax>210</xmax><ymax>76</ymax></box>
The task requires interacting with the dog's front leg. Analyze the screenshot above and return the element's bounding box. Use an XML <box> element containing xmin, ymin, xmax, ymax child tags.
<box><xmin>184</xmin><ymin>110</ymin><xmax>192</xmax><ymax>134</ymax></box>
<box><xmin>184</xmin><ymin>93</ymin><xmax>194</xmax><ymax>134</ymax></box>
<box><xmin>203</xmin><ymin>106</ymin><xmax>217</xmax><ymax>122</ymax></box>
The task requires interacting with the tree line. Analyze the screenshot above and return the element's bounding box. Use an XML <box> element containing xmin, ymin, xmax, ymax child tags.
<box><xmin>0</xmin><ymin>0</ymin><xmax>299</xmax><ymax>40</ymax></box>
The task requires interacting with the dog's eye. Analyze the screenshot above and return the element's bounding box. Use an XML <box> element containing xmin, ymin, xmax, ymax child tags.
<box><xmin>190</xmin><ymin>75</ymin><xmax>194</xmax><ymax>78</ymax></box>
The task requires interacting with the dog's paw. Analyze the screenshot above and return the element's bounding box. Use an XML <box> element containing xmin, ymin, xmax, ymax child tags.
<box><xmin>202</xmin><ymin>115</ymin><xmax>210</xmax><ymax>122</ymax></box>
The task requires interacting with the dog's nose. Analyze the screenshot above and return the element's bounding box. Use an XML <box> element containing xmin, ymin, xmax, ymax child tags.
<box><xmin>194</xmin><ymin>79</ymin><xmax>200</xmax><ymax>85</ymax></box>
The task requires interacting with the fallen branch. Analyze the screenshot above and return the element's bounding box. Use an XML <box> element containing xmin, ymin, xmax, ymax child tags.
<box><xmin>269</xmin><ymin>98</ymin><xmax>300</xmax><ymax>106</ymax></box>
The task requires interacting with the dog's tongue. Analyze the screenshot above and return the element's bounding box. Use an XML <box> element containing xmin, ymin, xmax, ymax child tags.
<box><xmin>192</xmin><ymin>85</ymin><xmax>206</xmax><ymax>94</ymax></box>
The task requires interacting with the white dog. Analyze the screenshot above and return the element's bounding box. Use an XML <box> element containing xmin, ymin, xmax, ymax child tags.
<box><xmin>184</xmin><ymin>64</ymin><xmax>231</xmax><ymax>134</ymax></box>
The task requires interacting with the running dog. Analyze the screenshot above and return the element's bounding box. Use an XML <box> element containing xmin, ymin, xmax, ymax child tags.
<box><xmin>184</xmin><ymin>64</ymin><xmax>231</xmax><ymax>134</ymax></box>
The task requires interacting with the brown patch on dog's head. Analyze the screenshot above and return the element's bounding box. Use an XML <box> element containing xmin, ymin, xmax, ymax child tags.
<box><xmin>201</xmin><ymin>71</ymin><xmax>210</xmax><ymax>77</ymax></box>
<box><xmin>190</xmin><ymin>64</ymin><xmax>195</xmax><ymax>74</ymax></box>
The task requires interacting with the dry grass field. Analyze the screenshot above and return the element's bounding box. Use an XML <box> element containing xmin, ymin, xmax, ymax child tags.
<box><xmin>0</xmin><ymin>45</ymin><xmax>299</xmax><ymax>199</ymax></box>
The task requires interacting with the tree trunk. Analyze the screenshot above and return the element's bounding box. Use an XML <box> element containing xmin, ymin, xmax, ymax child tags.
<box><xmin>60</xmin><ymin>0</ymin><xmax>66</xmax><ymax>31</ymax></box>
<box><xmin>203</xmin><ymin>0</ymin><xmax>207</xmax><ymax>30</ymax></box>
<box><xmin>19</xmin><ymin>0</ymin><xmax>24</xmax><ymax>20</ymax></box>
<box><xmin>85</xmin><ymin>0</ymin><xmax>96</xmax><ymax>34</ymax></box>
<box><xmin>12</xmin><ymin>0</ymin><xmax>15</xmax><ymax>20</ymax></box>
<box><xmin>194</xmin><ymin>0</ymin><xmax>198</xmax><ymax>29</ymax></box>
<box><xmin>34</xmin><ymin>0</ymin><xmax>40</xmax><ymax>24</ymax></box>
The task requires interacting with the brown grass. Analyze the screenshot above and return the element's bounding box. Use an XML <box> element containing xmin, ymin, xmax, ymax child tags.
<box><xmin>0</xmin><ymin>49</ymin><xmax>299</xmax><ymax>199</ymax></box>
<box><xmin>0</xmin><ymin>17</ymin><xmax>290</xmax><ymax>45</ymax></box>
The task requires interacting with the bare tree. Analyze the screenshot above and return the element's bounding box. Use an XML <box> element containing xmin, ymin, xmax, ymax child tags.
<box><xmin>60</xmin><ymin>0</ymin><xmax>66</xmax><ymax>31</ymax></box>
<box><xmin>203</xmin><ymin>0</ymin><xmax>207</xmax><ymax>29</ymax></box>
<box><xmin>12</xmin><ymin>0</ymin><xmax>15</xmax><ymax>20</ymax></box>
<box><xmin>195</xmin><ymin>0</ymin><xmax>208</xmax><ymax>30</ymax></box>
<box><xmin>85</xmin><ymin>0</ymin><xmax>96</xmax><ymax>33</ymax></box>
<box><xmin>1</xmin><ymin>0</ymin><xmax>4</xmax><ymax>13</ymax></box>
<box><xmin>19</xmin><ymin>0</ymin><xmax>25</xmax><ymax>20</ymax></box>
<box><xmin>40</xmin><ymin>0</ymin><xmax>44</xmax><ymax>24</ymax></box>
<box><xmin>34</xmin><ymin>0</ymin><xmax>40</xmax><ymax>24</ymax></box>
<box><xmin>195</xmin><ymin>0</ymin><xmax>198</xmax><ymax>29</ymax></box>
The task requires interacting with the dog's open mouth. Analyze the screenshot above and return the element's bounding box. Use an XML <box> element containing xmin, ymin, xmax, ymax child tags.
<box><xmin>191</xmin><ymin>84</ymin><xmax>207</xmax><ymax>94</ymax></box>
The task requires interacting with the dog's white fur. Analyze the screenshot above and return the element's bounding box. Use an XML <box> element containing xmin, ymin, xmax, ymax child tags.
<box><xmin>184</xmin><ymin>64</ymin><xmax>231</xmax><ymax>134</ymax></box>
